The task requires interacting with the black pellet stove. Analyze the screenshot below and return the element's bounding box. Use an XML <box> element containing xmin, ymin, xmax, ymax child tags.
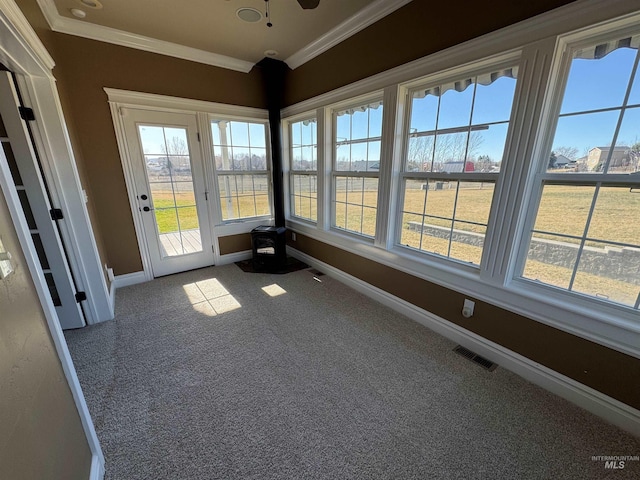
<box><xmin>251</xmin><ymin>226</ymin><xmax>287</xmax><ymax>271</ymax></box>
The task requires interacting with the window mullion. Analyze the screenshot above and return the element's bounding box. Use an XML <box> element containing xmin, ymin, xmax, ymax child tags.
<box><xmin>318</xmin><ymin>107</ymin><xmax>330</xmax><ymax>230</ymax></box>
<box><xmin>375</xmin><ymin>85</ymin><xmax>399</xmax><ymax>249</ymax></box>
<box><xmin>481</xmin><ymin>37</ymin><xmax>558</xmax><ymax>285</ymax></box>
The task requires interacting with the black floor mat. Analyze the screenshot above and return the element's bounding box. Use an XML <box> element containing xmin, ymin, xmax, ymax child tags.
<box><xmin>235</xmin><ymin>256</ymin><xmax>309</xmax><ymax>274</ymax></box>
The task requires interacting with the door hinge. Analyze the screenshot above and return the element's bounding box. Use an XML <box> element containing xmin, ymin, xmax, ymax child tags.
<box><xmin>75</xmin><ymin>291</ymin><xmax>87</xmax><ymax>303</ymax></box>
<box><xmin>19</xmin><ymin>106</ymin><xmax>35</xmax><ymax>121</ymax></box>
<box><xmin>50</xmin><ymin>208</ymin><xmax>64</xmax><ymax>220</ymax></box>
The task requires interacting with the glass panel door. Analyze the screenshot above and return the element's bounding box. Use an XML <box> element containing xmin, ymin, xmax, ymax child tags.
<box><xmin>123</xmin><ymin>109</ymin><xmax>214</xmax><ymax>277</ymax></box>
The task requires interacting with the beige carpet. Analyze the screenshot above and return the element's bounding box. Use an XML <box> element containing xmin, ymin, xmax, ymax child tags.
<box><xmin>65</xmin><ymin>263</ymin><xmax>640</xmax><ymax>479</ymax></box>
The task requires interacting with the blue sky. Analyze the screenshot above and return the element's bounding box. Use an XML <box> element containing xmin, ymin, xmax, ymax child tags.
<box><xmin>408</xmin><ymin>76</ymin><xmax>516</xmax><ymax>164</ymax></box>
<box><xmin>553</xmin><ymin>46</ymin><xmax>639</xmax><ymax>156</ymax></box>
<box><xmin>139</xmin><ymin>125</ymin><xmax>187</xmax><ymax>156</ymax></box>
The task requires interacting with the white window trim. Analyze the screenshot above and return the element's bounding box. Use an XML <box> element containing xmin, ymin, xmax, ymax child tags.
<box><xmin>329</xmin><ymin>92</ymin><xmax>384</xmax><ymax>239</ymax></box>
<box><xmin>394</xmin><ymin>57</ymin><xmax>521</xmax><ymax>266</ymax></box>
<box><xmin>285</xmin><ymin>113</ymin><xmax>319</xmax><ymax>224</ymax></box>
<box><xmin>510</xmin><ymin>21</ymin><xmax>640</xmax><ymax>320</ymax></box>
<box><xmin>207</xmin><ymin>115</ymin><xmax>274</xmax><ymax>225</ymax></box>
<box><xmin>283</xmin><ymin>3</ymin><xmax>640</xmax><ymax>359</ymax></box>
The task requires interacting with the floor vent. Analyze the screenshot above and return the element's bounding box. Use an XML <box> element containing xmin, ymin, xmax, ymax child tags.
<box><xmin>453</xmin><ymin>345</ymin><xmax>498</xmax><ymax>372</ymax></box>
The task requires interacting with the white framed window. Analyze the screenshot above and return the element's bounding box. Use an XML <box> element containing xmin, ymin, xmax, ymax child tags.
<box><xmin>397</xmin><ymin>65</ymin><xmax>518</xmax><ymax>266</ymax></box>
<box><xmin>210</xmin><ymin>118</ymin><xmax>272</xmax><ymax>222</ymax></box>
<box><xmin>281</xmin><ymin>8</ymin><xmax>640</xmax><ymax>356</ymax></box>
<box><xmin>289</xmin><ymin>117</ymin><xmax>317</xmax><ymax>222</ymax></box>
<box><xmin>518</xmin><ymin>31</ymin><xmax>640</xmax><ymax>311</ymax></box>
<box><xmin>332</xmin><ymin>98</ymin><xmax>383</xmax><ymax>237</ymax></box>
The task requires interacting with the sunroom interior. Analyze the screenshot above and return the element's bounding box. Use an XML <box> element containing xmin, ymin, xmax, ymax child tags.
<box><xmin>2</xmin><ymin>0</ymin><xmax>640</xmax><ymax>478</ymax></box>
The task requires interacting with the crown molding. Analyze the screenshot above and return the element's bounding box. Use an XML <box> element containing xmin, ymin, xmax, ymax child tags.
<box><xmin>285</xmin><ymin>0</ymin><xmax>413</xmax><ymax>70</ymax></box>
<box><xmin>33</xmin><ymin>0</ymin><xmax>413</xmax><ymax>73</ymax></box>
<box><xmin>0</xmin><ymin>0</ymin><xmax>55</xmax><ymax>74</ymax></box>
<box><xmin>35</xmin><ymin>0</ymin><xmax>254</xmax><ymax>73</ymax></box>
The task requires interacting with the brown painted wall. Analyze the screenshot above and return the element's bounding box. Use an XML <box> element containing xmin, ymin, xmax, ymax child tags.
<box><xmin>0</xmin><ymin>187</ymin><xmax>93</xmax><ymax>479</ymax></box>
<box><xmin>218</xmin><ymin>233</ymin><xmax>252</xmax><ymax>255</ymax></box>
<box><xmin>17</xmin><ymin>0</ymin><xmax>267</xmax><ymax>275</ymax></box>
<box><xmin>290</xmin><ymin>234</ymin><xmax>640</xmax><ymax>409</ymax></box>
<box><xmin>284</xmin><ymin>0</ymin><xmax>577</xmax><ymax>106</ymax></box>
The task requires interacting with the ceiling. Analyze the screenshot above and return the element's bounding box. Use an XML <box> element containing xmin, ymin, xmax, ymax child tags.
<box><xmin>40</xmin><ymin>0</ymin><xmax>411</xmax><ymax>71</ymax></box>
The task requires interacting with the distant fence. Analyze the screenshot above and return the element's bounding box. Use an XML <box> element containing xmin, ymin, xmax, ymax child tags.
<box><xmin>407</xmin><ymin>222</ymin><xmax>640</xmax><ymax>285</ymax></box>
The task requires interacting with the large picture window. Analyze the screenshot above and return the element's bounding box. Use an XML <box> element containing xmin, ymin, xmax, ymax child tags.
<box><xmin>289</xmin><ymin>117</ymin><xmax>317</xmax><ymax>222</ymax></box>
<box><xmin>520</xmin><ymin>34</ymin><xmax>640</xmax><ymax>310</ymax></box>
<box><xmin>398</xmin><ymin>66</ymin><xmax>517</xmax><ymax>266</ymax></box>
<box><xmin>332</xmin><ymin>99</ymin><xmax>383</xmax><ymax>237</ymax></box>
<box><xmin>211</xmin><ymin>119</ymin><xmax>271</xmax><ymax>221</ymax></box>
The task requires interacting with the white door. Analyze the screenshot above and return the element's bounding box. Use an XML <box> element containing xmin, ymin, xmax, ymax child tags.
<box><xmin>123</xmin><ymin>109</ymin><xmax>214</xmax><ymax>277</ymax></box>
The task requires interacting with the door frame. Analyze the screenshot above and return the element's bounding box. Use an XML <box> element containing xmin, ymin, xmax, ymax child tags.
<box><xmin>106</xmin><ymin>87</ymin><xmax>270</xmax><ymax>281</ymax></box>
<box><xmin>0</xmin><ymin>72</ymin><xmax>85</xmax><ymax>328</ymax></box>
<box><xmin>0</xmin><ymin>1</ymin><xmax>105</xmax><ymax>476</ymax></box>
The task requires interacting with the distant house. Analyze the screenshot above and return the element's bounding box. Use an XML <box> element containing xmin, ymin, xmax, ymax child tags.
<box><xmin>586</xmin><ymin>146</ymin><xmax>629</xmax><ymax>171</ymax></box>
<box><xmin>553</xmin><ymin>154</ymin><xmax>572</xmax><ymax>167</ymax></box>
<box><xmin>441</xmin><ymin>161</ymin><xmax>475</xmax><ymax>173</ymax></box>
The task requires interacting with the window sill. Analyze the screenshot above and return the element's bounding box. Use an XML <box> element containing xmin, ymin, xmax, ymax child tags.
<box><xmin>215</xmin><ymin>217</ymin><xmax>273</xmax><ymax>236</ymax></box>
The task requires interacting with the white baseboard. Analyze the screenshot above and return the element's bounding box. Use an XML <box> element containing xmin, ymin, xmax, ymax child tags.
<box><xmin>217</xmin><ymin>250</ymin><xmax>252</xmax><ymax>265</ymax></box>
<box><xmin>289</xmin><ymin>247</ymin><xmax>640</xmax><ymax>438</ymax></box>
<box><xmin>108</xmin><ymin>278</ymin><xmax>116</xmax><ymax>315</ymax></box>
<box><xmin>112</xmin><ymin>271</ymin><xmax>148</xmax><ymax>289</ymax></box>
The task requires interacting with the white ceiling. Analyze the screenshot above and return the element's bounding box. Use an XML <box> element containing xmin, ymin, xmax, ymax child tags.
<box><xmin>38</xmin><ymin>0</ymin><xmax>412</xmax><ymax>71</ymax></box>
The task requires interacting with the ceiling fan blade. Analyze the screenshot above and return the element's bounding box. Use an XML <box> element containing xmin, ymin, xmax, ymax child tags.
<box><xmin>297</xmin><ymin>0</ymin><xmax>320</xmax><ymax>9</ymax></box>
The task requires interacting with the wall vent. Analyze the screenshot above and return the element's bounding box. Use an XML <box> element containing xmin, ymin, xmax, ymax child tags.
<box><xmin>453</xmin><ymin>345</ymin><xmax>498</xmax><ymax>371</ymax></box>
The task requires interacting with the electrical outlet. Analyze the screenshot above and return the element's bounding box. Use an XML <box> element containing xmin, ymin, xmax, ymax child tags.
<box><xmin>291</xmin><ymin>232</ymin><xmax>297</xmax><ymax>241</ymax></box>
<box><xmin>462</xmin><ymin>299</ymin><xmax>475</xmax><ymax>318</ymax></box>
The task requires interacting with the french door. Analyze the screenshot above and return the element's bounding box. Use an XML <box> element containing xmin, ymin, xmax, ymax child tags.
<box><xmin>123</xmin><ymin>109</ymin><xmax>214</xmax><ymax>277</ymax></box>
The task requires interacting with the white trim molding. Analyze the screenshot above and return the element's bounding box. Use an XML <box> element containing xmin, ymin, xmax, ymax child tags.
<box><xmin>104</xmin><ymin>88</ymin><xmax>269</xmax><ymax>119</ymax></box>
<box><xmin>18</xmin><ymin>75</ymin><xmax>114</xmax><ymax>324</ymax></box>
<box><xmin>0</xmin><ymin>0</ymin><xmax>55</xmax><ymax>74</ymax></box>
<box><xmin>35</xmin><ymin>0</ymin><xmax>254</xmax><ymax>73</ymax></box>
<box><xmin>285</xmin><ymin>0</ymin><xmax>413</xmax><ymax>69</ymax></box>
<box><xmin>289</xmin><ymin>247</ymin><xmax>640</xmax><ymax>438</ymax></box>
<box><xmin>113</xmin><ymin>271</ymin><xmax>148</xmax><ymax>289</ymax></box>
